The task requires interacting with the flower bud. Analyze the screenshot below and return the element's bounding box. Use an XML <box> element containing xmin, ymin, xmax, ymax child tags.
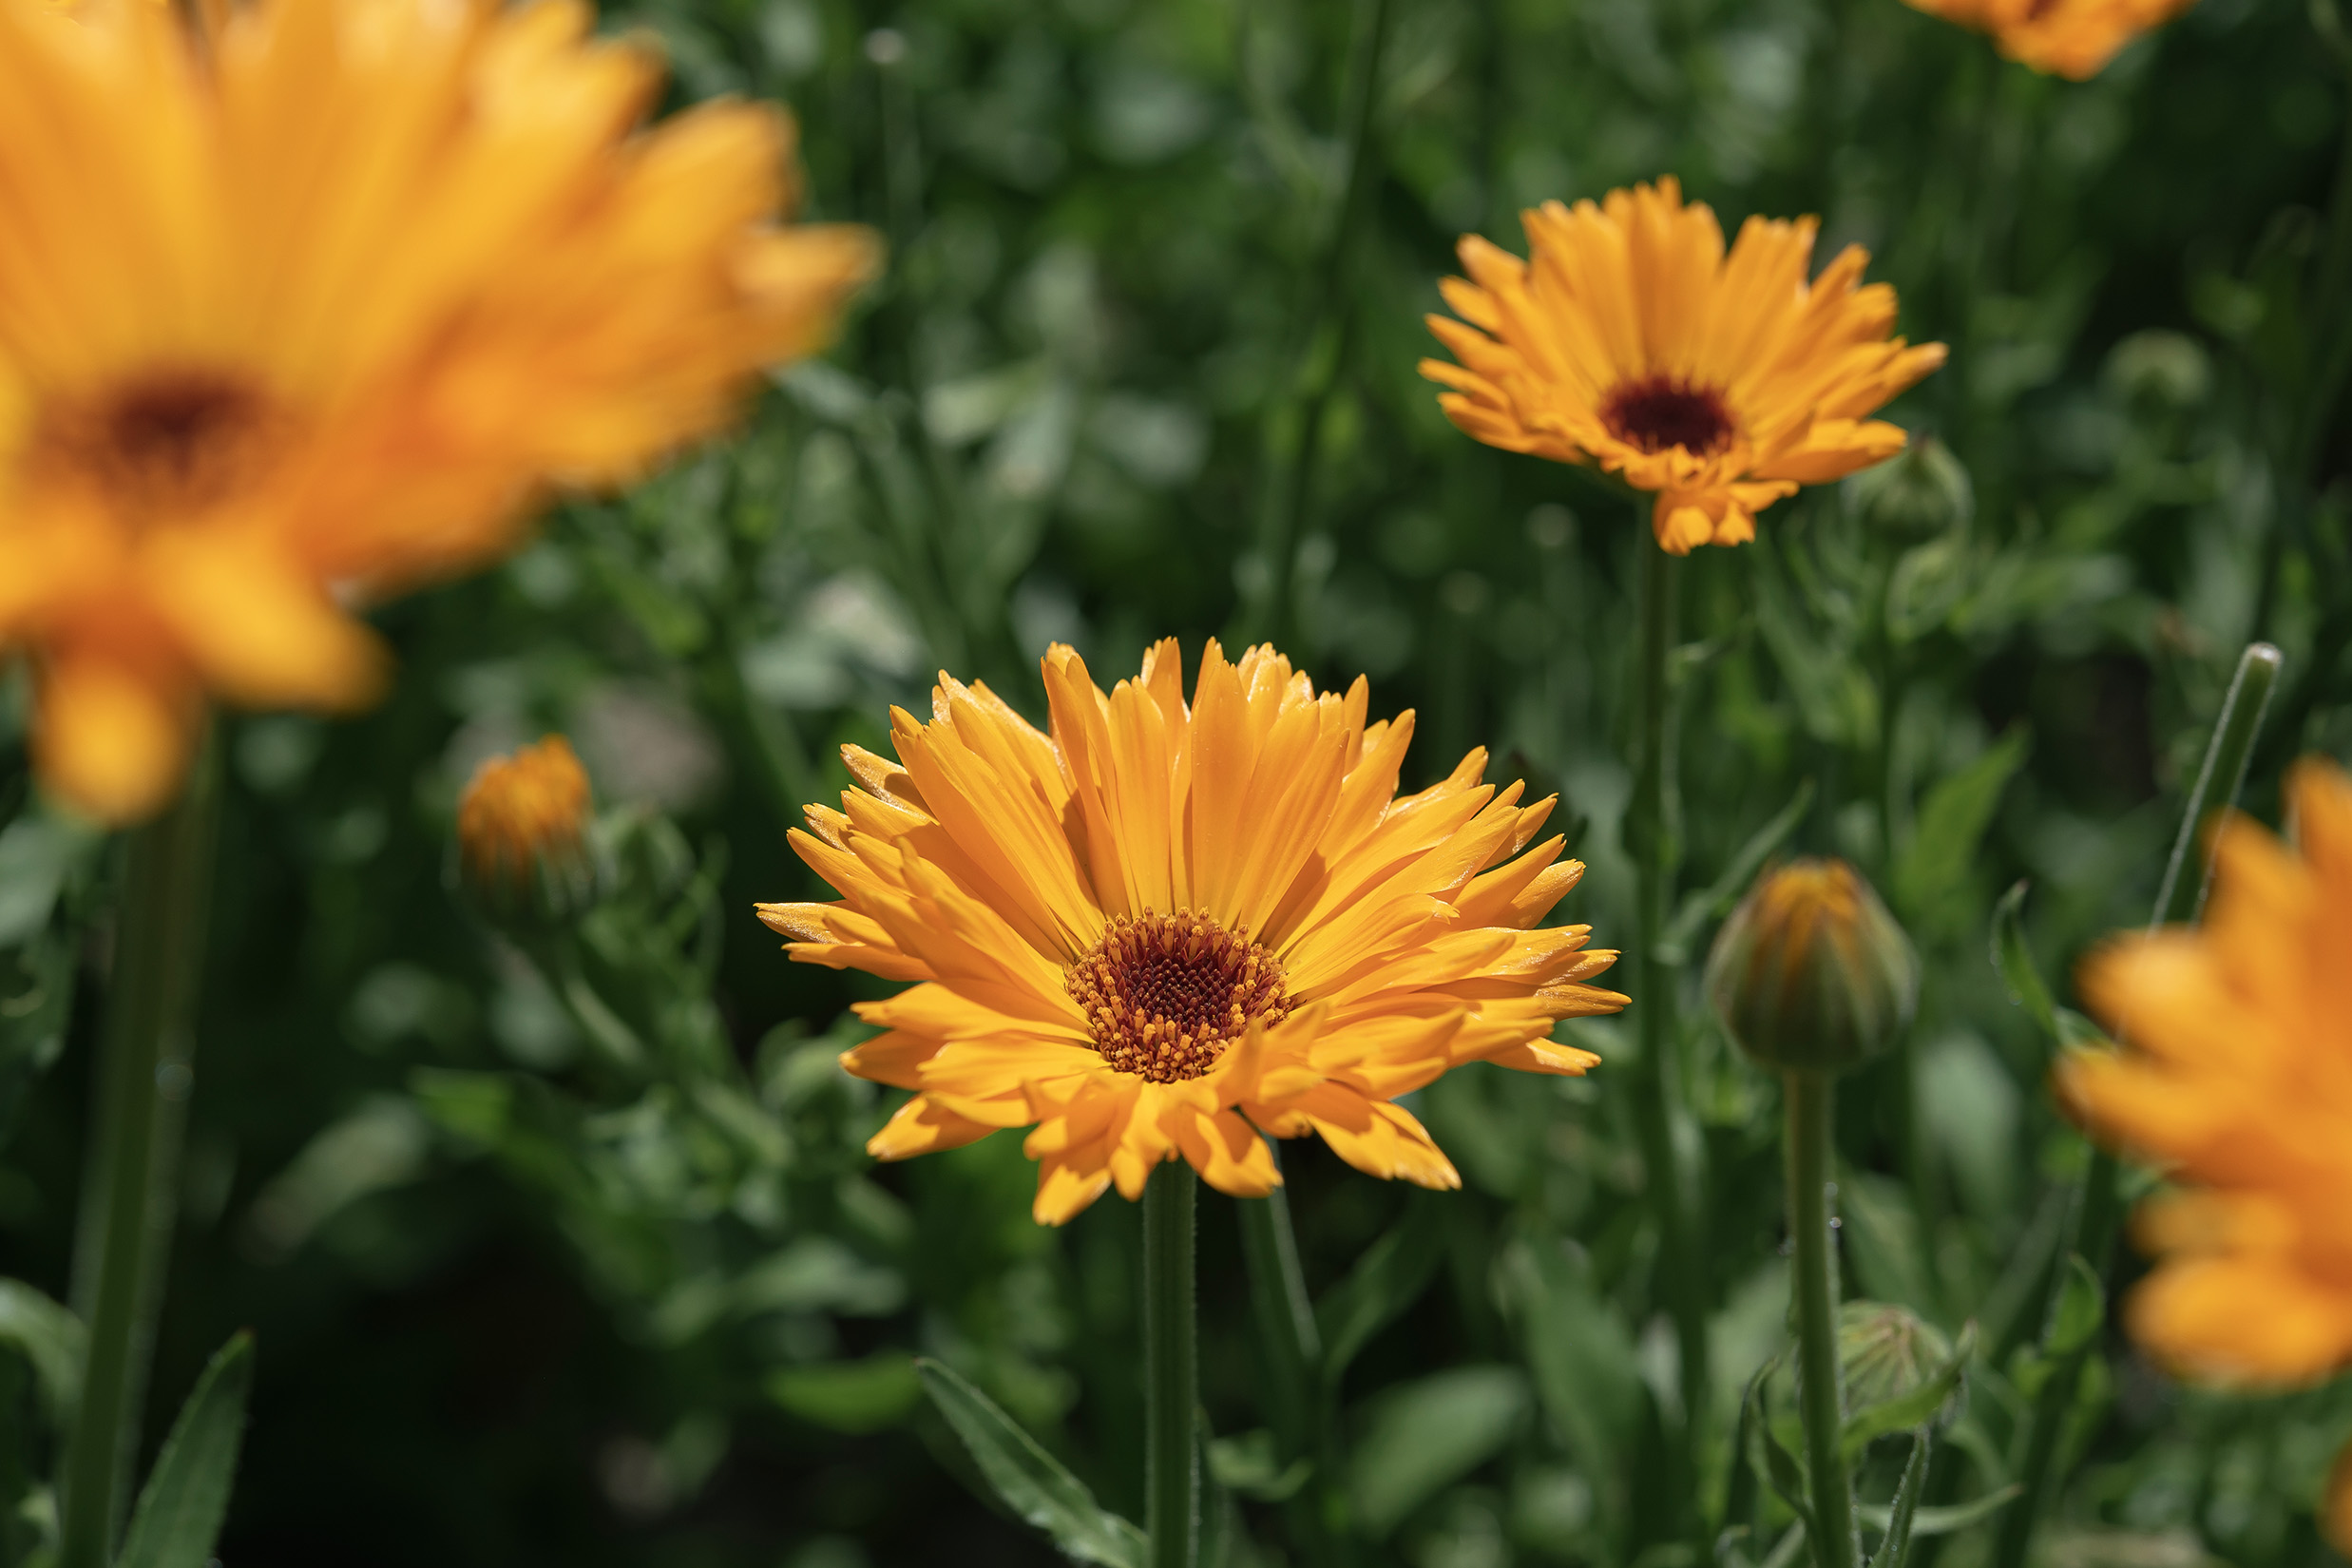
<box><xmin>456</xmin><ymin>735</ymin><xmax>594</xmax><ymax>914</ymax></box>
<box><xmin>1848</xmin><ymin>437</ymin><xmax>1971</xmax><ymax>541</ymax></box>
<box><xmin>1838</xmin><ymin>1301</ymin><xmax>1963</xmax><ymax>1432</ymax></box>
<box><xmin>1705</xmin><ymin>858</ymin><xmax>1918</xmax><ymax>1074</ymax></box>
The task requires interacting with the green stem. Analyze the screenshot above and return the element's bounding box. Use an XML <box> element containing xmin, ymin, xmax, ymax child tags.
<box><xmin>58</xmin><ymin>741</ymin><xmax>222</xmax><ymax>1568</ymax></box>
<box><xmin>1989</xmin><ymin>641</ymin><xmax>2282</xmax><ymax>1568</ymax></box>
<box><xmin>1144</xmin><ymin>1161</ymin><xmax>1199</xmax><ymax>1568</ymax></box>
<box><xmin>1784</xmin><ymin>1070</ymin><xmax>1858</xmax><ymax>1568</ymax></box>
<box><xmin>1628</xmin><ymin>534</ymin><xmax>1710</xmax><ymax>1495</ymax></box>
<box><xmin>1238</xmin><ymin>1172</ymin><xmax>1348</xmax><ymax>1567</ymax></box>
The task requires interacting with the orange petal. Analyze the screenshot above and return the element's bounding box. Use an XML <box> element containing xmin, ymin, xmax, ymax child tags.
<box><xmin>35</xmin><ymin>655</ymin><xmax>200</xmax><ymax>825</ymax></box>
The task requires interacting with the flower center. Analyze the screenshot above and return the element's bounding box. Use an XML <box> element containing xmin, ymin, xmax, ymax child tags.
<box><xmin>38</xmin><ymin>370</ymin><xmax>277</xmax><ymax>519</ymax></box>
<box><xmin>1600</xmin><ymin>375</ymin><xmax>1735</xmax><ymax>456</ymax></box>
<box><xmin>1065</xmin><ymin>909</ymin><xmax>1291</xmax><ymax>1083</ymax></box>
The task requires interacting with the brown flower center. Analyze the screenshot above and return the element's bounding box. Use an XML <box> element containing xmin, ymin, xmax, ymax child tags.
<box><xmin>1600</xmin><ymin>375</ymin><xmax>1735</xmax><ymax>456</ymax></box>
<box><xmin>36</xmin><ymin>370</ymin><xmax>277</xmax><ymax>519</ymax></box>
<box><xmin>1065</xmin><ymin>909</ymin><xmax>1291</xmax><ymax>1083</ymax></box>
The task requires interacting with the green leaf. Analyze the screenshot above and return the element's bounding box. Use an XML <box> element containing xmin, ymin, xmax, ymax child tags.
<box><xmin>2044</xmin><ymin>1254</ymin><xmax>2106</xmax><ymax>1358</ymax></box>
<box><xmin>1894</xmin><ymin>728</ymin><xmax>2028</xmax><ymax>927</ymax></box>
<box><xmin>1663</xmin><ymin>780</ymin><xmax>1816</xmax><ymax>960</ymax></box>
<box><xmin>1856</xmin><ymin>1484</ymin><xmax>2021</xmax><ymax>1538</ymax></box>
<box><xmin>1495</xmin><ymin>1241</ymin><xmax>1644</xmax><ymax>1490</ymax></box>
<box><xmin>114</xmin><ymin>1330</ymin><xmax>255</xmax><ymax>1568</ymax></box>
<box><xmin>1314</xmin><ymin>1198</ymin><xmax>1445</xmax><ymax>1388</ymax></box>
<box><xmin>1864</xmin><ymin>1434</ymin><xmax>1933</xmax><ymax>1568</ymax></box>
<box><xmin>0</xmin><ymin>1278</ymin><xmax>84</xmax><ymax>1424</ymax></box>
<box><xmin>767</xmin><ymin>1353</ymin><xmax>921</xmax><ymax>1435</ymax></box>
<box><xmin>1987</xmin><ymin>881</ymin><xmax>2057</xmax><ymax>1042</ymax></box>
<box><xmin>1205</xmin><ymin>1429</ymin><xmax>1310</xmax><ymax>1502</ymax></box>
<box><xmin>1741</xmin><ymin>1358</ymin><xmax>1813</xmax><ymax>1537</ymax></box>
<box><xmin>1346</xmin><ymin>1367</ymin><xmax>1527</xmax><ymax>1538</ymax></box>
<box><xmin>915</xmin><ymin>1358</ymin><xmax>1146</xmax><ymax>1568</ymax></box>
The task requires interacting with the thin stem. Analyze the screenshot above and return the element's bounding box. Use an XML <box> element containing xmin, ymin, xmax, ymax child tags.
<box><xmin>1237</xmin><ymin>1169</ymin><xmax>1348</xmax><ymax>1568</ymax></box>
<box><xmin>1627</xmin><ymin>533</ymin><xmax>1710</xmax><ymax>1494</ymax></box>
<box><xmin>58</xmin><ymin>741</ymin><xmax>222</xmax><ymax>1568</ymax></box>
<box><xmin>1990</xmin><ymin>641</ymin><xmax>2282</xmax><ymax>1568</ymax></box>
<box><xmin>1144</xmin><ymin>1161</ymin><xmax>1199</xmax><ymax>1568</ymax></box>
<box><xmin>1784</xmin><ymin>1070</ymin><xmax>1858</xmax><ymax>1568</ymax></box>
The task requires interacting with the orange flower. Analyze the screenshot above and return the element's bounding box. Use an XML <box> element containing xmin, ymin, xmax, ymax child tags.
<box><xmin>1900</xmin><ymin>0</ymin><xmax>2196</xmax><ymax>79</ymax></box>
<box><xmin>1421</xmin><ymin>178</ymin><xmax>1945</xmax><ymax>554</ymax></box>
<box><xmin>0</xmin><ymin>0</ymin><xmax>875</xmax><ymax>822</ymax></box>
<box><xmin>457</xmin><ymin>735</ymin><xmax>593</xmax><ymax>897</ymax></box>
<box><xmin>757</xmin><ymin>641</ymin><xmax>1629</xmax><ymax>1224</ymax></box>
<box><xmin>2058</xmin><ymin>760</ymin><xmax>2352</xmax><ymax>1551</ymax></box>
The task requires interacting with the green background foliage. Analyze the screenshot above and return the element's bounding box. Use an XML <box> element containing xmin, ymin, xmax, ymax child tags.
<box><xmin>2</xmin><ymin>0</ymin><xmax>2349</xmax><ymax>1561</ymax></box>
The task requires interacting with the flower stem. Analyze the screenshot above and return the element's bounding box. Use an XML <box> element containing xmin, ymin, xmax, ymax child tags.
<box><xmin>1628</xmin><ymin>535</ymin><xmax>1710</xmax><ymax>1459</ymax></box>
<box><xmin>58</xmin><ymin>741</ymin><xmax>222</xmax><ymax>1568</ymax></box>
<box><xmin>1990</xmin><ymin>641</ymin><xmax>2282</xmax><ymax>1568</ymax></box>
<box><xmin>1144</xmin><ymin>1161</ymin><xmax>1199</xmax><ymax>1568</ymax></box>
<box><xmin>1784</xmin><ymin>1069</ymin><xmax>1858</xmax><ymax>1568</ymax></box>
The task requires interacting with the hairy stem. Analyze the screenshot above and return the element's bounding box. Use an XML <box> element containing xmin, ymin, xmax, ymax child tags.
<box><xmin>1785</xmin><ymin>1070</ymin><xmax>1858</xmax><ymax>1568</ymax></box>
<box><xmin>1144</xmin><ymin>1161</ymin><xmax>1199</xmax><ymax>1568</ymax></box>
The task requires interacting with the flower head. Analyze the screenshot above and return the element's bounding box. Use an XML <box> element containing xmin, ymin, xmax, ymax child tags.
<box><xmin>2058</xmin><ymin>760</ymin><xmax>2352</xmax><ymax>1552</ymax></box>
<box><xmin>1900</xmin><ymin>0</ymin><xmax>2195</xmax><ymax>79</ymax></box>
<box><xmin>0</xmin><ymin>0</ymin><xmax>876</xmax><ymax>822</ymax></box>
<box><xmin>1421</xmin><ymin>179</ymin><xmax>1945</xmax><ymax>554</ymax></box>
<box><xmin>1705</xmin><ymin>858</ymin><xmax>1918</xmax><ymax>1074</ymax></box>
<box><xmin>757</xmin><ymin>640</ymin><xmax>1629</xmax><ymax>1224</ymax></box>
<box><xmin>457</xmin><ymin>735</ymin><xmax>593</xmax><ymax>901</ymax></box>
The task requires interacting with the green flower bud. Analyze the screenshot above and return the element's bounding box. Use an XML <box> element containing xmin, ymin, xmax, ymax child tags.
<box><xmin>1705</xmin><ymin>858</ymin><xmax>1919</xmax><ymax>1075</ymax></box>
<box><xmin>1848</xmin><ymin>437</ymin><xmax>1972</xmax><ymax>541</ymax></box>
<box><xmin>1838</xmin><ymin>1301</ymin><xmax>1963</xmax><ymax>1433</ymax></box>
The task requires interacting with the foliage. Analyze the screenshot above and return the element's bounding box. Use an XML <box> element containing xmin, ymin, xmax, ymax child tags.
<box><xmin>0</xmin><ymin>0</ymin><xmax>2349</xmax><ymax>1562</ymax></box>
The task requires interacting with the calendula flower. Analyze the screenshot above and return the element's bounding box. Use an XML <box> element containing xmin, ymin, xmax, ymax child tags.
<box><xmin>0</xmin><ymin>0</ymin><xmax>876</xmax><ymax>823</ymax></box>
<box><xmin>1899</xmin><ymin>0</ymin><xmax>2195</xmax><ymax>79</ymax></box>
<box><xmin>457</xmin><ymin>735</ymin><xmax>592</xmax><ymax>899</ymax></box>
<box><xmin>757</xmin><ymin>641</ymin><xmax>1628</xmax><ymax>1224</ymax></box>
<box><xmin>2057</xmin><ymin>760</ymin><xmax>2352</xmax><ymax>1553</ymax></box>
<box><xmin>1420</xmin><ymin>178</ymin><xmax>1946</xmax><ymax>554</ymax></box>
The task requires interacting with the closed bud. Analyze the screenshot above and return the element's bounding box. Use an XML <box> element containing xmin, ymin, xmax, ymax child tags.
<box><xmin>1705</xmin><ymin>857</ymin><xmax>1918</xmax><ymax>1074</ymax></box>
<box><xmin>456</xmin><ymin>735</ymin><xmax>595</xmax><ymax>917</ymax></box>
<box><xmin>1837</xmin><ymin>1301</ymin><xmax>1964</xmax><ymax>1432</ymax></box>
<box><xmin>1848</xmin><ymin>437</ymin><xmax>1971</xmax><ymax>541</ymax></box>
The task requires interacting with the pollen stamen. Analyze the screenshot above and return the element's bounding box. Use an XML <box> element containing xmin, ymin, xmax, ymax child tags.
<box><xmin>1066</xmin><ymin>909</ymin><xmax>1291</xmax><ymax>1083</ymax></box>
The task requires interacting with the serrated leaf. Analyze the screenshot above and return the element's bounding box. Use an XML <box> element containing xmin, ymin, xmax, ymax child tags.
<box><xmin>114</xmin><ymin>1331</ymin><xmax>254</xmax><ymax>1568</ymax></box>
<box><xmin>916</xmin><ymin>1358</ymin><xmax>1146</xmax><ymax>1568</ymax></box>
<box><xmin>1988</xmin><ymin>882</ymin><xmax>2057</xmax><ymax>1042</ymax></box>
<box><xmin>1741</xmin><ymin>1358</ymin><xmax>1813</xmax><ymax>1536</ymax></box>
<box><xmin>1864</xmin><ymin>1434</ymin><xmax>1933</xmax><ymax>1568</ymax></box>
<box><xmin>1857</xmin><ymin>1484</ymin><xmax>2021</xmax><ymax>1538</ymax></box>
<box><xmin>2044</xmin><ymin>1255</ymin><xmax>2105</xmax><ymax>1358</ymax></box>
<box><xmin>1844</xmin><ymin>1322</ymin><xmax>1976</xmax><ymax>1459</ymax></box>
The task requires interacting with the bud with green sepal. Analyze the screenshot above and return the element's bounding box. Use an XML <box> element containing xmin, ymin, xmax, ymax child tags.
<box><xmin>1705</xmin><ymin>857</ymin><xmax>1919</xmax><ymax>1076</ymax></box>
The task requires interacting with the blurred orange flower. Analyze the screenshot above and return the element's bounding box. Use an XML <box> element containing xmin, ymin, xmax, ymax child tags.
<box><xmin>457</xmin><ymin>735</ymin><xmax>592</xmax><ymax>897</ymax></box>
<box><xmin>1900</xmin><ymin>0</ymin><xmax>2196</xmax><ymax>79</ymax></box>
<box><xmin>757</xmin><ymin>641</ymin><xmax>1628</xmax><ymax>1224</ymax></box>
<box><xmin>1421</xmin><ymin>178</ymin><xmax>1944</xmax><ymax>554</ymax></box>
<box><xmin>0</xmin><ymin>0</ymin><xmax>875</xmax><ymax>822</ymax></box>
<box><xmin>2058</xmin><ymin>759</ymin><xmax>2352</xmax><ymax>1551</ymax></box>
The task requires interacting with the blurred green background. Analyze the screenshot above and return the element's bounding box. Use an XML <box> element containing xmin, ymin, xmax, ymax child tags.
<box><xmin>3</xmin><ymin>0</ymin><xmax>2350</xmax><ymax>1561</ymax></box>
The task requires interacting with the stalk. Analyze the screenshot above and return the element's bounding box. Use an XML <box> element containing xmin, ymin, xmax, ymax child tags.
<box><xmin>58</xmin><ymin>742</ymin><xmax>223</xmax><ymax>1568</ymax></box>
<box><xmin>1784</xmin><ymin>1070</ymin><xmax>1859</xmax><ymax>1568</ymax></box>
<box><xmin>1143</xmin><ymin>1161</ymin><xmax>1199</xmax><ymax>1568</ymax></box>
<box><xmin>1627</xmin><ymin>534</ymin><xmax>1710</xmax><ymax>1453</ymax></box>
<box><xmin>1989</xmin><ymin>641</ymin><xmax>2281</xmax><ymax>1568</ymax></box>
